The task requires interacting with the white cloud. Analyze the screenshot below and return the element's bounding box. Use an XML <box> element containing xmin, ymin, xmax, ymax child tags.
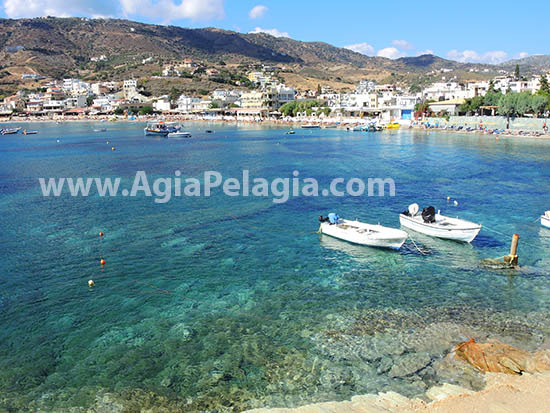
<box><xmin>416</xmin><ymin>49</ymin><xmax>434</xmax><ymax>56</ymax></box>
<box><xmin>248</xmin><ymin>4</ymin><xmax>267</xmax><ymax>19</ymax></box>
<box><xmin>120</xmin><ymin>0</ymin><xmax>224</xmax><ymax>22</ymax></box>
<box><xmin>249</xmin><ymin>27</ymin><xmax>290</xmax><ymax>38</ymax></box>
<box><xmin>2</xmin><ymin>0</ymin><xmax>113</xmax><ymax>18</ymax></box>
<box><xmin>344</xmin><ymin>42</ymin><xmax>375</xmax><ymax>56</ymax></box>
<box><xmin>377</xmin><ymin>47</ymin><xmax>407</xmax><ymax>59</ymax></box>
<box><xmin>518</xmin><ymin>52</ymin><xmax>528</xmax><ymax>59</ymax></box>
<box><xmin>447</xmin><ymin>49</ymin><xmax>508</xmax><ymax>64</ymax></box>
<box><xmin>2</xmin><ymin>0</ymin><xmax>225</xmax><ymax>22</ymax></box>
<box><xmin>392</xmin><ymin>40</ymin><xmax>413</xmax><ymax>50</ymax></box>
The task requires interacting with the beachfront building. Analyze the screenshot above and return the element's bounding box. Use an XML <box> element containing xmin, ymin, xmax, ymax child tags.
<box><xmin>64</xmin><ymin>95</ymin><xmax>87</xmax><ymax>109</ymax></box>
<box><xmin>152</xmin><ymin>95</ymin><xmax>172</xmax><ymax>112</ymax></box>
<box><xmin>211</xmin><ymin>89</ymin><xmax>241</xmax><ymax>108</ymax></box>
<box><xmin>428</xmin><ymin>98</ymin><xmax>465</xmax><ymax>116</ymax></box>
<box><xmin>423</xmin><ymin>82</ymin><xmax>467</xmax><ymax>101</ymax></box>
<box><xmin>176</xmin><ymin>95</ymin><xmax>201</xmax><ymax>113</ymax></box>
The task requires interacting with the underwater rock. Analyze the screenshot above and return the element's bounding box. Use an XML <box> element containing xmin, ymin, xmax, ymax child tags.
<box><xmin>389</xmin><ymin>352</ymin><xmax>431</xmax><ymax>378</ymax></box>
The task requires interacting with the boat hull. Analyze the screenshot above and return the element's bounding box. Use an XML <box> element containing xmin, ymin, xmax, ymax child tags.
<box><xmin>144</xmin><ymin>129</ymin><xmax>169</xmax><ymax>137</ymax></box>
<box><xmin>319</xmin><ymin>220</ymin><xmax>408</xmax><ymax>249</ymax></box>
<box><xmin>542</xmin><ymin>215</ymin><xmax>550</xmax><ymax>229</ymax></box>
<box><xmin>399</xmin><ymin>214</ymin><xmax>481</xmax><ymax>243</ymax></box>
<box><xmin>167</xmin><ymin>132</ymin><xmax>191</xmax><ymax>138</ymax></box>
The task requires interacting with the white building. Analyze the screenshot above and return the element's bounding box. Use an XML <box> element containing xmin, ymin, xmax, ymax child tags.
<box><xmin>176</xmin><ymin>95</ymin><xmax>201</xmax><ymax>113</ymax></box>
<box><xmin>153</xmin><ymin>96</ymin><xmax>171</xmax><ymax>112</ymax></box>
<box><xmin>123</xmin><ymin>80</ymin><xmax>138</xmax><ymax>99</ymax></box>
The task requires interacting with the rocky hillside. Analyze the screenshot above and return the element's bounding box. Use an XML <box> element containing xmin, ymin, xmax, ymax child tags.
<box><xmin>0</xmin><ymin>17</ymin><xmax>548</xmax><ymax>97</ymax></box>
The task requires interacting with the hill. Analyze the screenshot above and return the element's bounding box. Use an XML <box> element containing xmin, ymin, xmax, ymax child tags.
<box><xmin>0</xmin><ymin>17</ymin><xmax>547</xmax><ymax>97</ymax></box>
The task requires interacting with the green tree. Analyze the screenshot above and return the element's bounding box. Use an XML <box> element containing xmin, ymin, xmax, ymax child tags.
<box><xmin>483</xmin><ymin>90</ymin><xmax>503</xmax><ymax>106</ymax></box>
<box><xmin>487</xmin><ymin>80</ymin><xmax>497</xmax><ymax>94</ymax></box>
<box><xmin>114</xmin><ymin>107</ymin><xmax>124</xmax><ymax>115</ymax></box>
<box><xmin>409</xmin><ymin>84</ymin><xmax>422</xmax><ymax>94</ymax></box>
<box><xmin>86</xmin><ymin>96</ymin><xmax>94</xmax><ymax>107</ymax></box>
<box><xmin>514</xmin><ymin>64</ymin><xmax>520</xmax><ymax>81</ymax></box>
<box><xmin>530</xmin><ymin>95</ymin><xmax>548</xmax><ymax>116</ymax></box>
<box><xmin>538</xmin><ymin>74</ymin><xmax>550</xmax><ymax>96</ymax></box>
<box><xmin>498</xmin><ymin>93</ymin><xmax>519</xmax><ymax>118</ymax></box>
<box><xmin>317</xmin><ymin>84</ymin><xmax>322</xmax><ymax>95</ymax></box>
<box><xmin>139</xmin><ymin>106</ymin><xmax>154</xmax><ymax>115</ymax></box>
<box><xmin>516</xmin><ymin>91</ymin><xmax>534</xmax><ymax>116</ymax></box>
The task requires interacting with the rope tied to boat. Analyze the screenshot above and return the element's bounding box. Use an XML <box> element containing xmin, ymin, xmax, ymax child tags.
<box><xmin>407</xmin><ymin>235</ymin><xmax>427</xmax><ymax>256</ymax></box>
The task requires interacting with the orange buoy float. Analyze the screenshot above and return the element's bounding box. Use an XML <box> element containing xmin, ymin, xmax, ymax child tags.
<box><xmin>100</xmin><ymin>258</ymin><xmax>106</xmax><ymax>266</ymax></box>
<box><xmin>99</xmin><ymin>232</ymin><xmax>104</xmax><ymax>237</ymax></box>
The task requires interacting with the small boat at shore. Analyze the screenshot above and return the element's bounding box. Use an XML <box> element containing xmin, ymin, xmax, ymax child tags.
<box><xmin>399</xmin><ymin>204</ymin><xmax>482</xmax><ymax>243</ymax></box>
<box><xmin>542</xmin><ymin>211</ymin><xmax>550</xmax><ymax>229</ymax></box>
<box><xmin>318</xmin><ymin>213</ymin><xmax>408</xmax><ymax>249</ymax></box>
<box><xmin>23</xmin><ymin>129</ymin><xmax>38</xmax><ymax>135</ymax></box>
<box><xmin>301</xmin><ymin>124</ymin><xmax>320</xmax><ymax>129</ymax></box>
<box><xmin>1</xmin><ymin>127</ymin><xmax>21</xmax><ymax>135</ymax></box>
<box><xmin>167</xmin><ymin>131</ymin><xmax>191</xmax><ymax>138</ymax></box>
<box><xmin>386</xmin><ymin>123</ymin><xmax>401</xmax><ymax>129</ymax></box>
<box><xmin>285</xmin><ymin>130</ymin><xmax>296</xmax><ymax>135</ymax></box>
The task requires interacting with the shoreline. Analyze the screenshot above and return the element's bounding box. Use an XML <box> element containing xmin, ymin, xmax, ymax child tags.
<box><xmin>244</xmin><ymin>371</ymin><xmax>550</xmax><ymax>413</ymax></box>
<box><xmin>3</xmin><ymin>116</ymin><xmax>550</xmax><ymax>140</ymax></box>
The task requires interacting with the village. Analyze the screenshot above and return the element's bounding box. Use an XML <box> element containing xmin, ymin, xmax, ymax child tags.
<box><xmin>1</xmin><ymin>60</ymin><xmax>550</xmax><ymax>124</ymax></box>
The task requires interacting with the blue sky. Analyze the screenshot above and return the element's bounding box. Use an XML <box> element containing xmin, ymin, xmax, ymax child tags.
<box><xmin>1</xmin><ymin>0</ymin><xmax>547</xmax><ymax>64</ymax></box>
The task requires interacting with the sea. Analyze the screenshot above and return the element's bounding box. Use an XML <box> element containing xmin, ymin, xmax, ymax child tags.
<box><xmin>1</xmin><ymin>121</ymin><xmax>550</xmax><ymax>411</ymax></box>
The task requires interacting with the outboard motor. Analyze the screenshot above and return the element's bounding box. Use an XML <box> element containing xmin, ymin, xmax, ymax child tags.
<box><xmin>422</xmin><ymin>206</ymin><xmax>436</xmax><ymax>223</ymax></box>
<box><xmin>318</xmin><ymin>215</ymin><xmax>330</xmax><ymax>223</ymax></box>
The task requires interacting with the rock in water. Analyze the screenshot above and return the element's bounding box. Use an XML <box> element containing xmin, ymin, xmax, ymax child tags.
<box><xmin>453</xmin><ymin>338</ymin><xmax>550</xmax><ymax>374</ymax></box>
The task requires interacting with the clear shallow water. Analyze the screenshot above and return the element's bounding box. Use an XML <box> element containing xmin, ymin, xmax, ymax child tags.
<box><xmin>1</xmin><ymin>122</ymin><xmax>550</xmax><ymax>411</ymax></box>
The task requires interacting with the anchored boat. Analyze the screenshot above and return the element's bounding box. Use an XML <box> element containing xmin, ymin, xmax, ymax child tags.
<box><xmin>318</xmin><ymin>213</ymin><xmax>408</xmax><ymax>249</ymax></box>
<box><xmin>542</xmin><ymin>211</ymin><xmax>550</xmax><ymax>229</ymax></box>
<box><xmin>399</xmin><ymin>204</ymin><xmax>482</xmax><ymax>243</ymax></box>
<box><xmin>144</xmin><ymin>122</ymin><xmax>170</xmax><ymax>136</ymax></box>
<box><xmin>167</xmin><ymin>131</ymin><xmax>192</xmax><ymax>138</ymax></box>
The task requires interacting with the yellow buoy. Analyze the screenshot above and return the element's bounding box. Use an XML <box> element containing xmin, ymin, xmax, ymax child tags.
<box><xmin>447</xmin><ymin>196</ymin><xmax>451</xmax><ymax>201</ymax></box>
<box><xmin>88</xmin><ymin>280</ymin><xmax>95</xmax><ymax>287</ymax></box>
<box><xmin>111</xmin><ymin>147</ymin><xmax>116</xmax><ymax>151</ymax></box>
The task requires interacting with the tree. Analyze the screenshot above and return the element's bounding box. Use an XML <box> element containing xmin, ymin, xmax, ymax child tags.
<box><xmin>409</xmin><ymin>84</ymin><xmax>422</xmax><ymax>94</ymax></box>
<box><xmin>516</xmin><ymin>91</ymin><xmax>532</xmax><ymax>116</ymax></box>
<box><xmin>139</xmin><ymin>106</ymin><xmax>154</xmax><ymax>115</ymax></box>
<box><xmin>483</xmin><ymin>90</ymin><xmax>503</xmax><ymax>107</ymax></box>
<box><xmin>114</xmin><ymin>107</ymin><xmax>124</xmax><ymax>115</ymax></box>
<box><xmin>538</xmin><ymin>74</ymin><xmax>550</xmax><ymax>96</ymax></box>
<box><xmin>514</xmin><ymin>64</ymin><xmax>520</xmax><ymax>81</ymax></box>
<box><xmin>530</xmin><ymin>95</ymin><xmax>548</xmax><ymax>116</ymax></box>
<box><xmin>86</xmin><ymin>96</ymin><xmax>94</xmax><ymax>107</ymax></box>
<box><xmin>317</xmin><ymin>84</ymin><xmax>322</xmax><ymax>96</ymax></box>
<box><xmin>498</xmin><ymin>93</ymin><xmax>519</xmax><ymax>118</ymax></box>
<box><xmin>487</xmin><ymin>80</ymin><xmax>497</xmax><ymax>94</ymax></box>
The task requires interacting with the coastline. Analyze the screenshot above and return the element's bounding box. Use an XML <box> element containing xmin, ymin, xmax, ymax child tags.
<box><xmin>3</xmin><ymin>115</ymin><xmax>550</xmax><ymax>140</ymax></box>
<box><xmin>244</xmin><ymin>372</ymin><xmax>550</xmax><ymax>413</ymax></box>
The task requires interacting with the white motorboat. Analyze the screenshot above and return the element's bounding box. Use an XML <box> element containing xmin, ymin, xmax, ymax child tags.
<box><xmin>542</xmin><ymin>211</ymin><xmax>550</xmax><ymax>229</ymax></box>
<box><xmin>399</xmin><ymin>204</ymin><xmax>482</xmax><ymax>243</ymax></box>
<box><xmin>167</xmin><ymin>131</ymin><xmax>192</xmax><ymax>138</ymax></box>
<box><xmin>301</xmin><ymin>124</ymin><xmax>320</xmax><ymax>129</ymax></box>
<box><xmin>318</xmin><ymin>213</ymin><xmax>408</xmax><ymax>249</ymax></box>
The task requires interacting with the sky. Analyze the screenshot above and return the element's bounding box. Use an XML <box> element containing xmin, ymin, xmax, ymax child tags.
<box><xmin>1</xmin><ymin>0</ymin><xmax>548</xmax><ymax>64</ymax></box>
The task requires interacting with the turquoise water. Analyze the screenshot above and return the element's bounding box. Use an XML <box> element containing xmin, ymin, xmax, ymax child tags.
<box><xmin>1</xmin><ymin>122</ymin><xmax>550</xmax><ymax>411</ymax></box>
